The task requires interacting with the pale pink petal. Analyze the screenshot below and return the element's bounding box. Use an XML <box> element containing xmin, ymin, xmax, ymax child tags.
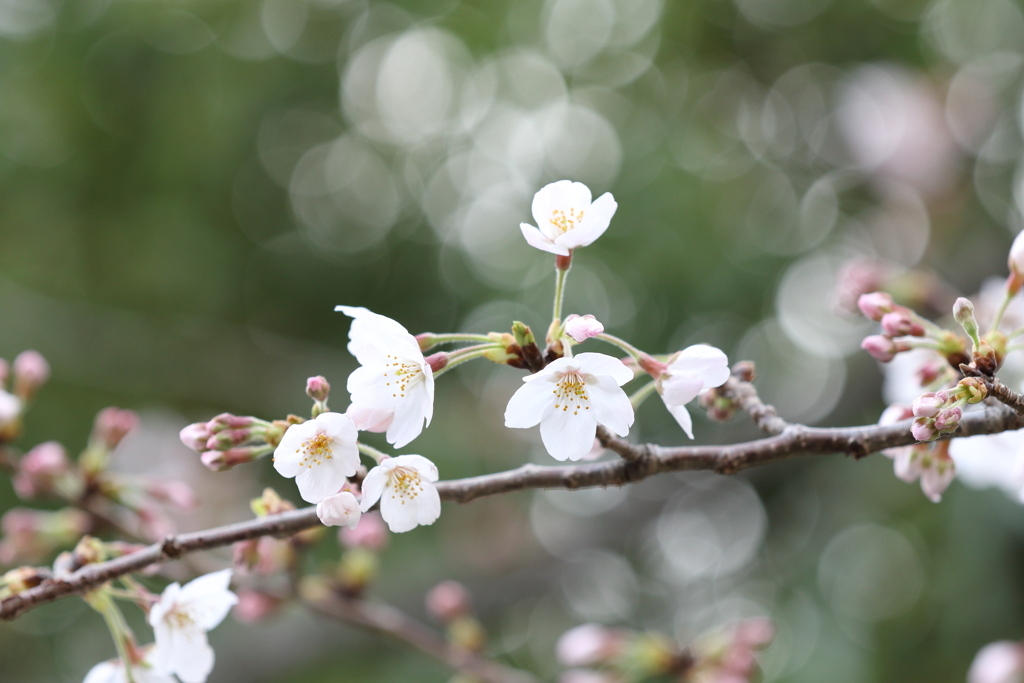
<box><xmin>521</xmin><ymin>222</ymin><xmax>570</xmax><ymax>255</ymax></box>
<box><xmin>540</xmin><ymin>403</ymin><xmax>598</xmax><ymax>461</ymax></box>
<box><xmin>574</xmin><ymin>352</ymin><xmax>634</xmax><ymax>385</ymax></box>
<box><xmin>588</xmin><ymin>376</ymin><xmax>634</xmax><ymax>436</ymax></box>
<box><xmin>665</xmin><ymin>400</ymin><xmax>694</xmax><ymax>439</ymax></box>
<box><xmin>505</xmin><ymin>378</ymin><xmax>557</xmax><ymax>428</ymax></box>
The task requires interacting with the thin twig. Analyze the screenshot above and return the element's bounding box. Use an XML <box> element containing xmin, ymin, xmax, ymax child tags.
<box><xmin>307</xmin><ymin>594</ymin><xmax>541</xmax><ymax>683</ymax></box>
<box><xmin>717</xmin><ymin>363</ymin><xmax>789</xmax><ymax>436</ymax></box>
<box><xmin>4</xmin><ymin>393</ymin><xmax>1023</xmax><ymax>621</ymax></box>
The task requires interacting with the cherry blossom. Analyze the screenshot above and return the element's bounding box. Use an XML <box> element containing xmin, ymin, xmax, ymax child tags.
<box><xmin>505</xmin><ymin>353</ymin><xmax>634</xmax><ymax>461</ymax></box>
<box><xmin>148</xmin><ymin>569</ymin><xmax>238</xmax><ymax>683</ymax></box>
<box><xmin>273</xmin><ymin>412</ymin><xmax>359</xmax><ymax>504</ymax></box>
<box><xmin>316</xmin><ymin>490</ymin><xmax>362</xmax><ymax>528</ymax></box>
<box><xmin>360</xmin><ymin>455</ymin><xmax>441</xmax><ymax>533</ymax></box>
<box><xmin>336</xmin><ymin>306</ymin><xmax>434</xmax><ymax>448</ymax></box>
<box><xmin>879</xmin><ymin>404</ymin><xmax>956</xmax><ymax>501</ymax></box>
<box><xmin>519</xmin><ymin>180</ymin><xmax>617</xmax><ymax>256</ymax></box>
<box><xmin>84</xmin><ymin>650</ymin><xmax>174</xmax><ymax>683</ymax></box>
<box><xmin>657</xmin><ymin>345</ymin><xmax>730</xmax><ymax>439</ymax></box>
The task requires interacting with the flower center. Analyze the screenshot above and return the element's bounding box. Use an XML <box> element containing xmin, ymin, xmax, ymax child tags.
<box><xmin>553</xmin><ymin>370</ymin><xmax>591</xmax><ymax>416</ymax></box>
<box><xmin>383</xmin><ymin>354</ymin><xmax>424</xmax><ymax>398</ymax></box>
<box><xmin>550</xmin><ymin>207</ymin><xmax>584</xmax><ymax>234</ymax></box>
<box><xmin>297</xmin><ymin>433</ymin><xmax>333</xmax><ymax>468</ymax></box>
<box><xmin>388</xmin><ymin>465</ymin><xmax>424</xmax><ymax>504</ymax></box>
<box><xmin>166</xmin><ymin>607</ymin><xmax>195</xmax><ymax>630</ymax></box>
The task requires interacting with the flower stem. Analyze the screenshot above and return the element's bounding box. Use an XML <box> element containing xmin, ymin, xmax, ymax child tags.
<box><xmin>552</xmin><ymin>261</ymin><xmax>571</xmax><ymax>324</ymax></box>
<box><xmin>84</xmin><ymin>589</ymin><xmax>137</xmax><ymax>683</ymax></box>
<box><xmin>357</xmin><ymin>442</ymin><xmax>389</xmax><ymax>464</ymax></box>
<box><xmin>629</xmin><ymin>380</ymin><xmax>659</xmax><ymax>408</ymax></box>
<box><xmin>431</xmin><ymin>344</ymin><xmax>504</xmax><ymax>380</ymax></box>
<box><xmin>595</xmin><ymin>333</ymin><xmax>645</xmax><ymax>362</ymax></box>
<box><xmin>418</xmin><ymin>333</ymin><xmax>494</xmax><ymax>352</ymax></box>
<box><xmin>990</xmin><ymin>290</ymin><xmax>1015</xmax><ymax>333</ymax></box>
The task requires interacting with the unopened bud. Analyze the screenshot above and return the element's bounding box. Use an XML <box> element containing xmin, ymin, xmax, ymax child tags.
<box><xmin>306</xmin><ymin>376</ymin><xmax>330</xmax><ymax>402</ymax></box>
<box><xmin>916</xmin><ymin>360</ymin><xmax>944</xmax><ymax>386</ymax></box>
<box><xmin>1</xmin><ymin>566</ymin><xmax>46</xmax><ymax>595</ymax></box>
<box><xmin>563</xmin><ymin>314</ymin><xmax>604</xmax><ymax>343</ymax></box>
<box><xmin>251</xmin><ymin>487</ymin><xmax>295</xmax><ymax>517</ymax></box>
<box><xmin>448</xmin><ymin>616</ymin><xmax>487</xmax><ymax>652</ymax></box>
<box><xmin>974</xmin><ymin>341</ymin><xmax>999</xmax><ymax>376</ymax></box>
<box><xmin>1009</xmin><ymin>231</ymin><xmax>1024</xmax><ymax>282</ymax></box>
<box><xmin>511</xmin><ymin>321</ymin><xmax>536</xmax><ymax>349</ymax></box>
<box><xmin>880</xmin><ymin>311</ymin><xmax>924</xmax><ymax>337</ymax></box>
<box><xmin>91</xmin><ymin>407</ymin><xmax>138</xmax><ymax>451</ymax></box>
<box><xmin>425</xmin><ymin>352</ymin><xmax>449</xmax><ymax>373</ymax></box>
<box><xmin>861</xmin><ymin>335</ymin><xmax>898</xmax><ymax>362</ymax></box>
<box><xmin>72</xmin><ymin>535</ymin><xmax>107</xmax><ymax>565</ymax></box>
<box><xmin>857</xmin><ymin>292</ymin><xmax>895</xmax><ymax>321</ymax></box>
<box><xmin>201</xmin><ymin>445</ymin><xmax>270</xmax><ymax>472</ymax></box>
<box><xmin>954</xmin><ymin>297</ymin><xmax>980</xmax><ymax>342</ymax></box>
<box><xmin>934</xmin><ymin>406</ymin><xmax>962</xmax><ymax>433</ymax></box>
<box><xmin>338</xmin><ymin>547</ymin><xmax>378</xmax><ymax>592</ymax></box>
<box><xmin>911</xmin><ymin>392</ymin><xmax>946</xmax><ymax>418</ymax></box>
<box><xmin>205</xmin><ymin>428</ymin><xmax>262</xmax><ymax>451</ymax></box>
<box><xmin>12</xmin><ymin>350</ymin><xmax>49</xmax><ymax>401</ymax></box>
<box><xmin>179</xmin><ymin>422</ymin><xmax>212</xmax><ymax>452</ymax></box>
<box><xmin>206</xmin><ymin>413</ymin><xmax>260</xmax><ymax>433</ymax></box>
<box><xmin>911</xmin><ymin>418</ymin><xmax>938</xmax><ymax>442</ymax></box>
<box><xmin>316</xmin><ymin>491</ymin><xmax>361</xmax><ymax>528</ymax></box>
<box><xmin>426</xmin><ymin>581</ymin><xmax>472</xmax><ymax>623</ymax></box>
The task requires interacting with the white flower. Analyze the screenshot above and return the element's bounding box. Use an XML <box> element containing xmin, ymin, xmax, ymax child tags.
<box><xmin>519</xmin><ymin>181</ymin><xmax>617</xmax><ymax>256</ymax></box>
<box><xmin>969</xmin><ymin>641</ymin><xmax>1024</xmax><ymax>683</ymax></box>
<box><xmin>360</xmin><ymin>455</ymin><xmax>441</xmax><ymax>533</ymax></box>
<box><xmin>656</xmin><ymin>345</ymin><xmax>730</xmax><ymax>439</ymax></box>
<box><xmin>563</xmin><ymin>314</ymin><xmax>604</xmax><ymax>343</ymax></box>
<box><xmin>949</xmin><ymin>429</ymin><xmax>1024</xmax><ymax>503</ymax></box>
<box><xmin>273</xmin><ymin>412</ymin><xmax>360</xmax><ymax>504</ymax></box>
<box><xmin>148</xmin><ymin>569</ymin><xmax>238</xmax><ymax>683</ymax></box>
<box><xmin>504</xmin><ymin>352</ymin><xmax>634</xmax><ymax>461</ymax></box>
<box><xmin>0</xmin><ymin>389</ymin><xmax>21</xmax><ymax>429</ymax></box>
<box><xmin>84</xmin><ymin>650</ymin><xmax>174</xmax><ymax>683</ymax></box>
<box><xmin>336</xmin><ymin>306</ymin><xmax>434</xmax><ymax>449</ymax></box>
<box><xmin>316</xmin><ymin>490</ymin><xmax>362</xmax><ymax>528</ymax></box>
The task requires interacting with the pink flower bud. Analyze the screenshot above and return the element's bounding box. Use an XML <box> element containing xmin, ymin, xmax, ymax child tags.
<box><xmin>340</xmin><ymin>511</ymin><xmax>388</xmax><ymax>551</ymax></box>
<box><xmin>206</xmin><ymin>413</ymin><xmax>259</xmax><ymax>432</ymax></box>
<box><xmin>426</xmin><ymin>580</ymin><xmax>472</xmax><ymax>623</ymax></box>
<box><xmin>911</xmin><ymin>392</ymin><xmax>946</xmax><ymax>418</ymax></box>
<box><xmin>861</xmin><ymin>335</ymin><xmax>898</xmax><ymax>362</ymax></box>
<box><xmin>969</xmin><ymin>641</ymin><xmax>1024</xmax><ymax>683</ymax></box>
<box><xmin>13</xmin><ymin>441</ymin><xmax>71</xmax><ymax>499</ymax></box>
<box><xmin>206</xmin><ymin>428</ymin><xmax>260</xmax><ymax>450</ymax></box>
<box><xmin>316</xmin><ymin>491</ymin><xmax>361</xmax><ymax>528</ymax></box>
<box><xmin>880</xmin><ymin>311</ymin><xmax>924</xmax><ymax>337</ymax></box>
<box><xmin>233</xmin><ymin>589</ymin><xmax>281</xmax><ymax>623</ymax></box>
<box><xmin>911</xmin><ymin>418</ymin><xmax>937</xmax><ymax>442</ymax></box>
<box><xmin>563</xmin><ymin>314</ymin><xmax>605</xmax><ymax>343</ymax></box>
<box><xmin>425</xmin><ymin>352</ymin><xmax>449</xmax><ymax>373</ymax></box>
<box><xmin>91</xmin><ymin>407</ymin><xmax>138</xmax><ymax>450</ymax></box>
<box><xmin>1010</xmin><ymin>231</ymin><xmax>1024</xmax><ymax>279</ymax></box>
<box><xmin>857</xmin><ymin>292</ymin><xmax>895</xmax><ymax>321</ymax></box>
<box><xmin>179</xmin><ymin>422</ymin><xmax>212</xmax><ymax>452</ymax></box>
<box><xmin>12</xmin><ymin>350</ymin><xmax>49</xmax><ymax>400</ymax></box>
<box><xmin>306</xmin><ymin>376</ymin><xmax>330</xmax><ymax>402</ymax></box>
<box><xmin>200</xmin><ymin>446</ymin><xmax>268</xmax><ymax>472</ymax></box>
<box><xmin>556</xmin><ymin>624</ymin><xmax>624</xmax><ymax>668</ymax></box>
<box><xmin>933</xmin><ymin>405</ymin><xmax>962</xmax><ymax>432</ymax></box>
<box><xmin>916</xmin><ymin>360</ymin><xmax>944</xmax><ymax>386</ymax></box>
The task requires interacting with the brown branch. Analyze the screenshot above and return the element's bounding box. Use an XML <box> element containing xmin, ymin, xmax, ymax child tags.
<box><xmin>307</xmin><ymin>595</ymin><xmax>541</xmax><ymax>683</ymax></box>
<box><xmin>983</xmin><ymin>377</ymin><xmax>1024</xmax><ymax>417</ymax></box>
<box><xmin>4</xmin><ymin>390</ymin><xmax>1023</xmax><ymax>621</ymax></box>
<box><xmin>717</xmin><ymin>362</ymin><xmax>789</xmax><ymax>436</ymax></box>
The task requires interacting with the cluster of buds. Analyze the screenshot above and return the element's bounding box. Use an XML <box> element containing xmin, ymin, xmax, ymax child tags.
<box><xmin>880</xmin><ymin>406</ymin><xmax>957</xmax><ymax>501</ymax></box>
<box><xmin>180</xmin><ymin>412</ymin><xmax>289</xmax><ymax>472</ymax></box>
<box><xmin>0</xmin><ymin>350</ymin><xmax>50</xmax><ymax>442</ymax></box>
<box><xmin>425</xmin><ymin>581</ymin><xmax>486</xmax><ymax>652</ymax></box>
<box><xmin>858</xmin><ymin>292</ymin><xmax>968</xmax><ymax>366</ymax></box>
<box><xmin>910</xmin><ymin>377</ymin><xmax>987</xmax><ymax>442</ymax></box>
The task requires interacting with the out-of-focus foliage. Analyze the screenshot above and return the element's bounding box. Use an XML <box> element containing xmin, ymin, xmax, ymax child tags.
<box><xmin>1</xmin><ymin>0</ymin><xmax>1024</xmax><ymax>681</ymax></box>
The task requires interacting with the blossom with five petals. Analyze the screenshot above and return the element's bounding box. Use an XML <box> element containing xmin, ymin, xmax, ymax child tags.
<box><xmin>360</xmin><ymin>454</ymin><xmax>441</xmax><ymax>533</ymax></box>
<box><xmin>273</xmin><ymin>412</ymin><xmax>359</xmax><ymax>504</ymax></box>
<box><xmin>148</xmin><ymin>569</ymin><xmax>237</xmax><ymax>683</ymax></box>
<box><xmin>336</xmin><ymin>306</ymin><xmax>434</xmax><ymax>449</ymax></box>
<box><xmin>519</xmin><ymin>181</ymin><xmax>617</xmax><ymax>256</ymax></box>
<box><xmin>656</xmin><ymin>345</ymin><xmax>730</xmax><ymax>439</ymax></box>
<box><xmin>505</xmin><ymin>352</ymin><xmax>634</xmax><ymax>461</ymax></box>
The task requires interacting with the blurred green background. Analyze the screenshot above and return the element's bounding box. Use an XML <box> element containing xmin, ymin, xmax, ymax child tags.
<box><xmin>2</xmin><ymin>0</ymin><xmax>1024</xmax><ymax>681</ymax></box>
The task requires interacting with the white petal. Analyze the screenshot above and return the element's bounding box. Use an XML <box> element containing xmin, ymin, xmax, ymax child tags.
<box><xmin>669</xmin><ymin>344</ymin><xmax>731</xmax><ymax>388</ymax></box>
<box><xmin>521</xmin><ymin>223</ymin><xmax>569</xmax><ymax>255</ymax></box>
<box><xmin>557</xmin><ymin>192</ymin><xmax>616</xmax><ymax>249</ymax></box>
<box><xmin>84</xmin><ymin>661</ymin><xmax>122</xmax><ymax>683</ymax></box>
<box><xmin>347</xmin><ymin>363</ymin><xmax>394</xmax><ymax>405</ymax></box>
<box><xmin>588</xmin><ymin>376</ymin><xmax>634</xmax><ymax>436</ymax></box>
<box><xmin>360</xmin><ymin>466</ymin><xmax>388</xmax><ymax>511</ymax></box>
<box><xmin>380</xmin><ymin>492</ymin><xmax>419</xmax><ymax>533</ymax></box>
<box><xmin>421</xmin><ymin>370</ymin><xmax>435</xmax><ymax>427</ymax></box>
<box><xmin>414</xmin><ymin>484</ymin><xmax>442</xmax><ymax>527</ymax></box>
<box><xmin>665</xmin><ymin>400</ymin><xmax>694</xmax><ymax>439</ymax></box>
<box><xmin>164</xmin><ymin>627</ymin><xmax>214</xmax><ymax>683</ymax></box>
<box><xmin>540</xmin><ymin>403</ymin><xmax>598</xmax><ymax>461</ymax></box>
<box><xmin>178</xmin><ymin>570</ymin><xmax>237</xmax><ymax>631</ymax></box>
<box><xmin>386</xmin><ymin>394</ymin><xmax>428</xmax><ymax>449</ymax></box>
<box><xmin>574</xmin><ymin>352</ymin><xmax>634</xmax><ymax>385</ymax></box>
<box><xmin>337</xmin><ymin>306</ymin><xmax>422</xmax><ymax>361</ymax></box>
<box><xmin>347</xmin><ymin>405</ymin><xmax>394</xmax><ymax>433</ymax></box>
<box><xmin>660</xmin><ymin>374</ymin><xmax>704</xmax><ymax>407</ymax></box>
<box><xmin>392</xmin><ymin>454</ymin><xmax>439</xmax><ymax>482</ymax></box>
<box><xmin>505</xmin><ymin>378</ymin><xmax>556</xmax><ymax>428</ymax></box>
<box><xmin>295</xmin><ymin>462</ymin><xmax>347</xmax><ymax>504</ymax></box>
<box><xmin>148</xmin><ymin>583</ymin><xmax>180</xmax><ymax>628</ymax></box>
